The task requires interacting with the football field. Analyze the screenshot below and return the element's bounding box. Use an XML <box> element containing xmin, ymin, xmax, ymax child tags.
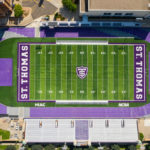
<box><xmin>17</xmin><ymin>42</ymin><xmax>146</xmax><ymax>102</ymax></box>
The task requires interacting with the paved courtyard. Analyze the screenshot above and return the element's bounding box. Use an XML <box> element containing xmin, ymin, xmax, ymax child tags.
<box><xmin>22</xmin><ymin>0</ymin><xmax>57</xmax><ymax>19</ymax></box>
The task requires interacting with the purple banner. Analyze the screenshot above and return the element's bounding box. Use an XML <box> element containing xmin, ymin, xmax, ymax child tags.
<box><xmin>18</xmin><ymin>44</ymin><xmax>30</xmax><ymax>101</ymax></box>
<box><xmin>134</xmin><ymin>45</ymin><xmax>145</xmax><ymax>101</ymax></box>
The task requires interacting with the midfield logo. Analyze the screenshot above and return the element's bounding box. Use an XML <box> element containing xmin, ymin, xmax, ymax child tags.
<box><xmin>76</xmin><ymin>66</ymin><xmax>88</xmax><ymax>79</ymax></box>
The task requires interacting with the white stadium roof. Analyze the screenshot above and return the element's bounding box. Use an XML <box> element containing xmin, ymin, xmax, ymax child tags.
<box><xmin>25</xmin><ymin>119</ymin><xmax>138</xmax><ymax>144</ymax></box>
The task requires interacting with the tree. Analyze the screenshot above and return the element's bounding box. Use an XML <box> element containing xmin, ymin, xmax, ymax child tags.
<box><xmin>103</xmin><ymin>146</ymin><xmax>110</xmax><ymax>150</ymax></box>
<box><xmin>88</xmin><ymin>146</ymin><xmax>94</xmax><ymax>150</ymax></box>
<box><xmin>145</xmin><ymin>144</ymin><xmax>150</xmax><ymax>150</ymax></box>
<box><xmin>139</xmin><ymin>132</ymin><xmax>144</xmax><ymax>142</ymax></box>
<box><xmin>14</xmin><ymin>4</ymin><xmax>23</xmax><ymax>17</ymax></box>
<box><xmin>111</xmin><ymin>144</ymin><xmax>120</xmax><ymax>150</ymax></box>
<box><xmin>5</xmin><ymin>145</ymin><xmax>16</xmax><ymax>150</ymax></box>
<box><xmin>128</xmin><ymin>145</ymin><xmax>136</xmax><ymax>150</ymax></box>
<box><xmin>62</xmin><ymin>0</ymin><xmax>77</xmax><ymax>12</ymax></box>
<box><xmin>45</xmin><ymin>144</ymin><xmax>55</xmax><ymax>150</ymax></box>
<box><xmin>31</xmin><ymin>145</ymin><xmax>43</xmax><ymax>150</ymax></box>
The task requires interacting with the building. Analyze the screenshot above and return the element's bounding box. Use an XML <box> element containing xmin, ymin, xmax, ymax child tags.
<box><xmin>0</xmin><ymin>0</ymin><xmax>12</xmax><ymax>17</ymax></box>
<box><xmin>80</xmin><ymin>0</ymin><xmax>150</xmax><ymax>18</ymax></box>
<box><xmin>25</xmin><ymin>119</ymin><xmax>138</xmax><ymax>145</ymax></box>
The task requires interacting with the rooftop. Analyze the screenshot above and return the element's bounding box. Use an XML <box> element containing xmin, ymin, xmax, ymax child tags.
<box><xmin>80</xmin><ymin>0</ymin><xmax>150</xmax><ymax>12</ymax></box>
<box><xmin>25</xmin><ymin>119</ymin><xmax>138</xmax><ymax>143</ymax></box>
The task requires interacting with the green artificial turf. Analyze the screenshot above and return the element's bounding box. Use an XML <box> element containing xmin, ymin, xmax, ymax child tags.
<box><xmin>0</xmin><ymin>37</ymin><xmax>149</xmax><ymax>107</ymax></box>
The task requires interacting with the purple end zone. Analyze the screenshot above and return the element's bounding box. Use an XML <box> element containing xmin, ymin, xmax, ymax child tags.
<box><xmin>18</xmin><ymin>44</ymin><xmax>30</xmax><ymax>101</ymax></box>
<box><xmin>0</xmin><ymin>58</ymin><xmax>12</xmax><ymax>86</ymax></box>
<box><xmin>134</xmin><ymin>45</ymin><xmax>146</xmax><ymax>101</ymax></box>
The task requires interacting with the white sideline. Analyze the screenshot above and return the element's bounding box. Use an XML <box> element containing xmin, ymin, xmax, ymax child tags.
<box><xmin>56</xmin><ymin>100</ymin><xmax>108</xmax><ymax>104</ymax></box>
<box><xmin>56</xmin><ymin>40</ymin><xmax>108</xmax><ymax>45</ymax></box>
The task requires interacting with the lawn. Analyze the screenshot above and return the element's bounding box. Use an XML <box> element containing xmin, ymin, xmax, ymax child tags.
<box><xmin>0</xmin><ymin>129</ymin><xmax>10</xmax><ymax>140</ymax></box>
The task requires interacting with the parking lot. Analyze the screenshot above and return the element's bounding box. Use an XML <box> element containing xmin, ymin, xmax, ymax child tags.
<box><xmin>0</xmin><ymin>117</ymin><xmax>25</xmax><ymax>141</ymax></box>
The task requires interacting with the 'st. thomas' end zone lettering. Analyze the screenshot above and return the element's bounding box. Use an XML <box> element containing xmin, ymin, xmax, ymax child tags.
<box><xmin>134</xmin><ymin>45</ymin><xmax>145</xmax><ymax>101</ymax></box>
<box><xmin>18</xmin><ymin>44</ymin><xmax>30</xmax><ymax>101</ymax></box>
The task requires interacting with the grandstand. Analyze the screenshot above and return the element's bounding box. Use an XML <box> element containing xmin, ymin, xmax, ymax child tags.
<box><xmin>25</xmin><ymin>119</ymin><xmax>138</xmax><ymax>145</ymax></box>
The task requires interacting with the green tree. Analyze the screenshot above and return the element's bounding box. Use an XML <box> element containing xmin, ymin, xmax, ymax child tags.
<box><xmin>145</xmin><ymin>144</ymin><xmax>150</xmax><ymax>150</ymax></box>
<box><xmin>31</xmin><ymin>145</ymin><xmax>43</xmax><ymax>150</ymax></box>
<box><xmin>103</xmin><ymin>145</ymin><xmax>110</xmax><ymax>150</ymax></box>
<box><xmin>128</xmin><ymin>145</ymin><xmax>136</xmax><ymax>150</ymax></box>
<box><xmin>111</xmin><ymin>144</ymin><xmax>120</xmax><ymax>150</ymax></box>
<box><xmin>14</xmin><ymin>4</ymin><xmax>23</xmax><ymax>17</ymax></box>
<box><xmin>88</xmin><ymin>146</ymin><xmax>94</xmax><ymax>150</ymax></box>
<box><xmin>139</xmin><ymin>132</ymin><xmax>144</xmax><ymax>142</ymax></box>
<box><xmin>45</xmin><ymin>144</ymin><xmax>55</xmax><ymax>150</ymax></box>
<box><xmin>62</xmin><ymin>0</ymin><xmax>77</xmax><ymax>12</ymax></box>
<box><xmin>5</xmin><ymin>145</ymin><xmax>16</xmax><ymax>150</ymax></box>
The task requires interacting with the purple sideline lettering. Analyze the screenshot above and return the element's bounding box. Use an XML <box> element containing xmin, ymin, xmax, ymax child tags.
<box><xmin>134</xmin><ymin>45</ymin><xmax>145</xmax><ymax>101</ymax></box>
<box><xmin>18</xmin><ymin>45</ymin><xmax>30</xmax><ymax>101</ymax></box>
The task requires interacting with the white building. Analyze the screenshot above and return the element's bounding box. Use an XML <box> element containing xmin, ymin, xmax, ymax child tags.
<box><xmin>80</xmin><ymin>0</ymin><xmax>150</xmax><ymax>18</ymax></box>
<box><xmin>25</xmin><ymin>119</ymin><xmax>138</xmax><ymax>145</ymax></box>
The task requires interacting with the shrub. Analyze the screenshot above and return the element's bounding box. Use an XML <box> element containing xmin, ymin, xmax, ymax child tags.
<box><xmin>45</xmin><ymin>144</ymin><xmax>55</xmax><ymax>150</ymax></box>
<box><xmin>128</xmin><ymin>145</ymin><xmax>136</xmax><ymax>150</ymax></box>
<box><xmin>31</xmin><ymin>145</ymin><xmax>43</xmax><ymax>150</ymax></box>
<box><xmin>111</xmin><ymin>144</ymin><xmax>120</xmax><ymax>150</ymax></box>
<box><xmin>14</xmin><ymin>4</ymin><xmax>23</xmax><ymax>17</ymax></box>
<box><xmin>139</xmin><ymin>132</ymin><xmax>144</xmax><ymax>141</ymax></box>
<box><xmin>0</xmin><ymin>129</ymin><xmax>10</xmax><ymax>140</ymax></box>
<box><xmin>145</xmin><ymin>144</ymin><xmax>150</xmax><ymax>150</ymax></box>
<box><xmin>62</xmin><ymin>0</ymin><xmax>77</xmax><ymax>12</ymax></box>
<box><xmin>5</xmin><ymin>145</ymin><xmax>16</xmax><ymax>150</ymax></box>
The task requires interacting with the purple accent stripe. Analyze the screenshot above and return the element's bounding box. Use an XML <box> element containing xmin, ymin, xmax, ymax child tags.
<box><xmin>0</xmin><ymin>104</ymin><xmax>7</xmax><ymax>114</ymax></box>
<box><xmin>29</xmin><ymin>105</ymin><xmax>150</xmax><ymax>118</ymax></box>
<box><xmin>75</xmin><ymin>120</ymin><xmax>88</xmax><ymax>140</ymax></box>
<box><xmin>0</xmin><ymin>58</ymin><xmax>12</xmax><ymax>86</ymax></box>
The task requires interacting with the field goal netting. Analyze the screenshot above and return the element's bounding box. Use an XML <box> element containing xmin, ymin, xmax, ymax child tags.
<box><xmin>56</xmin><ymin>40</ymin><xmax>108</xmax><ymax>45</ymax></box>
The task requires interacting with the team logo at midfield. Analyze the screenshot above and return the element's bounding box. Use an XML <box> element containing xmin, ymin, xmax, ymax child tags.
<box><xmin>76</xmin><ymin>66</ymin><xmax>88</xmax><ymax>79</ymax></box>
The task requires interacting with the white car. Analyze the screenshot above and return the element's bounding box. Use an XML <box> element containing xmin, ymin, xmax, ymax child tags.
<box><xmin>16</xmin><ymin>126</ymin><xmax>18</xmax><ymax>130</ymax></box>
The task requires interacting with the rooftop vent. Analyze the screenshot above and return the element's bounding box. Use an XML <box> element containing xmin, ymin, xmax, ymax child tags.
<box><xmin>121</xmin><ymin>120</ymin><xmax>125</xmax><ymax>128</ymax></box>
<box><xmin>55</xmin><ymin>120</ymin><xmax>58</xmax><ymax>128</ymax></box>
<box><xmin>39</xmin><ymin>121</ymin><xmax>42</xmax><ymax>128</ymax></box>
<box><xmin>105</xmin><ymin>120</ymin><xmax>109</xmax><ymax>128</ymax></box>
<box><xmin>71</xmin><ymin>120</ymin><xmax>74</xmax><ymax>128</ymax></box>
<box><xmin>89</xmin><ymin>120</ymin><xmax>93</xmax><ymax>128</ymax></box>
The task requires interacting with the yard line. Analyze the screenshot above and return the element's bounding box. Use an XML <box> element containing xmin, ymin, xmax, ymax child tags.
<box><xmin>66</xmin><ymin>45</ymin><xmax>68</xmax><ymax>100</ymax></box>
<box><xmin>128</xmin><ymin>45</ymin><xmax>129</xmax><ymax>100</ymax></box>
<box><xmin>87</xmin><ymin>45</ymin><xmax>88</xmax><ymax>100</ymax></box>
<box><xmin>55</xmin><ymin>46</ymin><xmax>56</xmax><ymax>100</ymax></box>
<box><xmin>45</xmin><ymin>45</ymin><xmax>46</xmax><ymax>100</ymax></box>
<box><xmin>92</xmin><ymin>45</ymin><xmax>93</xmax><ymax>100</ymax></box>
<box><xmin>102</xmin><ymin>45</ymin><xmax>103</xmax><ymax>100</ymax></box>
<box><xmin>34</xmin><ymin>45</ymin><xmax>36</xmax><ymax>100</ymax></box>
<box><xmin>75</xmin><ymin>46</ymin><xmax>78</xmax><ymax>99</ymax></box>
<box><xmin>108</xmin><ymin>46</ymin><xmax>109</xmax><ymax>100</ymax></box>
<box><xmin>123</xmin><ymin>46</ymin><xmax>124</xmax><ymax>100</ymax></box>
<box><xmin>71</xmin><ymin>45</ymin><xmax>72</xmax><ymax>100</ymax></box>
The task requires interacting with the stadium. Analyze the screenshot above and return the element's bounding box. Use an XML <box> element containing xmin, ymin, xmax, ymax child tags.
<box><xmin>0</xmin><ymin>27</ymin><xmax>150</xmax><ymax>147</ymax></box>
